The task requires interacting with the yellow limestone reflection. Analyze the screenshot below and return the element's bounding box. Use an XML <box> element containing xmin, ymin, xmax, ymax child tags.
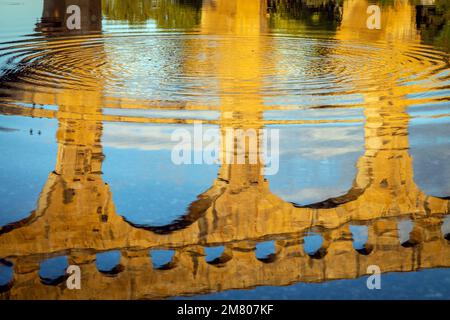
<box><xmin>0</xmin><ymin>0</ymin><xmax>449</xmax><ymax>299</ymax></box>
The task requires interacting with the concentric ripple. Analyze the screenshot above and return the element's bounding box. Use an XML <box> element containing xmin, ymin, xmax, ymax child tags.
<box><xmin>0</xmin><ymin>36</ymin><xmax>107</xmax><ymax>91</ymax></box>
<box><xmin>1</xmin><ymin>31</ymin><xmax>449</xmax><ymax>115</ymax></box>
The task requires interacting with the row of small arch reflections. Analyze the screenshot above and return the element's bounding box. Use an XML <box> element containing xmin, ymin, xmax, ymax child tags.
<box><xmin>1</xmin><ymin>221</ymin><xmax>450</xmax><ymax>290</ymax></box>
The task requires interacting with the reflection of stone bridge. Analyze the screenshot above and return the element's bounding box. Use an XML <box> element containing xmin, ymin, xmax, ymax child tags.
<box><xmin>1</xmin><ymin>99</ymin><xmax>449</xmax><ymax>298</ymax></box>
<box><xmin>0</xmin><ymin>0</ymin><xmax>449</xmax><ymax>299</ymax></box>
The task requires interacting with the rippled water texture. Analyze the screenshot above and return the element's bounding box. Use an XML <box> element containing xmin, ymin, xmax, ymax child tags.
<box><xmin>0</xmin><ymin>0</ymin><xmax>450</xmax><ymax>300</ymax></box>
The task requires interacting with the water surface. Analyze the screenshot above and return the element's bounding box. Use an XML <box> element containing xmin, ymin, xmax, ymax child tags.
<box><xmin>0</xmin><ymin>0</ymin><xmax>449</xmax><ymax>300</ymax></box>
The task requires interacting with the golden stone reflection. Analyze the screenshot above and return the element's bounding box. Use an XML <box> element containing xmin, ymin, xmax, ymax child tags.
<box><xmin>0</xmin><ymin>0</ymin><xmax>449</xmax><ymax>299</ymax></box>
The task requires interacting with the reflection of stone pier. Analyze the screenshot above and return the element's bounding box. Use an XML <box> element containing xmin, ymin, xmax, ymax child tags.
<box><xmin>268</xmin><ymin>0</ymin><xmax>343</xmax><ymax>25</ymax></box>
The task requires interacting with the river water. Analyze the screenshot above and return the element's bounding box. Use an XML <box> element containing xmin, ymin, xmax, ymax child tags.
<box><xmin>0</xmin><ymin>0</ymin><xmax>449</xmax><ymax>299</ymax></box>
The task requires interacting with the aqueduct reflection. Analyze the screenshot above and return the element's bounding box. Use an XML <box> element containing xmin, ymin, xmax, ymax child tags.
<box><xmin>0</xmin><ymin>0</ymin><xmax>449</xmax><ymax>299</ymax></box>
